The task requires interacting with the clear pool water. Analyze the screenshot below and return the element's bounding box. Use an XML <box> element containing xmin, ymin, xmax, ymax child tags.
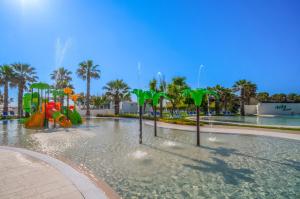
<box><xmin>201</xmin><ymin>115</ymin><xmax>300</xmax><ymax>127</ymax></box>
<box><xmin>0</xmin><ymin>118</ymin><xmax>299</xmax><ymax>198</ymax></box>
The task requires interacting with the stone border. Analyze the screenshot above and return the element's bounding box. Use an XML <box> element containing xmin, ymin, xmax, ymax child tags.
<box><xmin>0</xmin><ymin>146</ymin><xmax>111</xmax><ymax>199</ymax></box>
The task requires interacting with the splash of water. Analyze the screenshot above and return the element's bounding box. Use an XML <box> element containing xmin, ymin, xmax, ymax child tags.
<box><xmin>130</xmin><ymin>150</ymin><xmax>147</xmax><ymax>159</ymax></box>
<box><xmin>163</xmin><ymin>140</ymin><xmax>176</xmax><ymax>147</ymax></box>
<box><xmin>157</xmin><ymin>72</ymin><xmax>166</xmax><ymax>92</ymax></box>
<box><xmin>208</xmin><ymin>137</ymin><xmax>217</xmax><ymax>142</ymax></box>
<box><xmin>137</xmin><ymin>62</ymin><xmax>141</xmax><ymax>89</ymax></box>
<box><xmin>197</xmin><ymin>64</ymin><xmax>204</xmax><ymax>88</ymax></box>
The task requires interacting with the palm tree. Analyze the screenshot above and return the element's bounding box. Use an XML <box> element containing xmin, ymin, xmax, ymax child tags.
<box><xmin>103</xmin><ymin>79</ymin><xmax>130</xmax><ymax>115</ymax></box>
<box><xmin>91</xmin><ymin>95</ymin><xmax>108</xmax><ymax>109</ymax></box>
<box><xmin>51</xmin><ymin>67</ymin><xmax>73</xmax><ymax>89</ymax></box>
<box><xmin>270</xmin><ymin>93</ymin><xmax>287</xmax><ymax>103</ymax></box>
<box><xmin>158</xmin><ymin>75</ymin><xmax>167</xmax><ymax>118</ymax></box>
<box><xmin>0</xmin><ymin>90</ymin><xmax>3</xmax><ymax>105</ymax></box>
<box><xmin>287</xmin><ymin>93</ymin><xmax>298</xmax><ymax>102</ymax></box>
<box><xmin>12</xmin><ymin>63</ymin><xmax>38</xmax><ymax>117</ymax></box>
<box><xmin>148</xmin><ymin>78</ymin><xmax>158</xmax><ymax>111</ymax></box>
<box><xmin>51</xmin><ymin>67</ymin><xmax>73</xmax><ymax>109</ymax></box>
<box><xmin>0</xmin><ymin>65</ymin><xmax>15</xmax><ymax>116</ymax></box>
<box><xmin>211</xmin><ymin>85</ymin><xmax>234</xmax><ymax>114</ymax></box>
<box><xmin>167</xmin><ymin>77</ymin><xmax>189</xmax><ymax>116</ymax></box>
<box><xmin>149</xmin><ymin>78</ymin><xmax>158</xmax><ymax>91</ymax></box>
<box><xmin>77</xmin><ymin>60</ymin><xmax>100</xmax><ymax>116</ymax></box>
<box><xmin>233</xmin><ymin>80</ymin><xmax>257</xmax><ymax>116</ymax></box>
<box><xmin>256</xmin><ymin>92</ymin><xmax>269</xmax><ymax>102</ymax></box>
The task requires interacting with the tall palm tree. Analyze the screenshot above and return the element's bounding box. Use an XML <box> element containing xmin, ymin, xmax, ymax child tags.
<box><xmin>77</xmin><ymin>60</ymin><xmax>101</xmax><ymax>116</ymax></box>
<box><xmin>233</xmin><ymin>80</ymin><xmax>257</xmax><ymax>116</ymax></box>
<box><xmin>12</xmin><ymin>63</ymin><xmax>38</xmax><ymax>117</ymax></box>
<box><xmin>149</xmin><ymin>78</ymin><xmax>158</xmax><ymax>91</ymax></box>
<box><xmin>103</xmin><ymin>79</ymin><xmax>130</xmax><ymax>115</ymax></box>
<box><xmin>0</xmin><ymin>90</ymin><xmax>3</xmax><ymax>105</ymax></box>
<box><xmin>91</xmin><ymin>95</ymin><xmax>108</xmax><ymax>109</ymax></box>
<box><xmin>51</xmin><ymin>67</ymin><xmax>73</xmax><ymax>108</ymax></box>
<box><xmin>51</xmin><ymin>67</ymin><xmax>73</xmax><ymax>89</ymax></box>
<box><xmin>158</xmin><ymin>75</ymin><xmax>167</xmax><ymax>118</ymax></box>
<box><xmin>287</xmin><ymin>93</ymin><xmax>298</xmax><ymax>102</ymax></box>
<box><xmin>211</xmin><ymin>85</ymin><xmax>234</xmax><ymax>114</ymax></box>
<box><xmin>167</xmin><ymin>77</ymin><xmax>189</xmax><ymax>116</ymax></box>
<box><xmin>0</xmin><ymin>65</ymin><xmax>15</xmax><ymax>115</ymax></box>
<box><xmin>270</xmin><ymin>93</ymin><xmax>287</xmax><ymax>103</ymax></box>
<box><xmin>148</xmin><ymin>78</ymin><xmax>158</xmax><ymax>111</ymax></box>
<box><xmin>256</xmin><ymin>92</ymin><xmax>269</xmax><ymax>102</ymax></box>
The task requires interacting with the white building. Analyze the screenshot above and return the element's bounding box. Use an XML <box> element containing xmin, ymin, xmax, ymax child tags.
<box><xmin>77</xmin><ymin>101</ymin><xmax>138</xmax><ymax>116</ymax></box>
<box><xmin>245</xmin><ymin>103</ymin><xmax>300</xmax><ymax>116</ymax></box>
<box><xmin>0</xmin><ymin>105</ymin><xmax>18</xmax><ymax>116</ymax></box>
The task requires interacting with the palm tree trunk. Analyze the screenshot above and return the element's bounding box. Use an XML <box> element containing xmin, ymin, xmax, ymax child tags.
<box><xmin>3</xmin><ymin>81</ymin><xmax>9</xmax><ymax>115</ymax></box>
<box><xmin>60</xmin><ymin>96</ymin><xmax>64</xmax><ymax>114</ymax></box>
<box><xmin>115</xmin><ymin>96</ymin><xmax>120</xmax><ymax>115</ymax></box>
<box><xmin>86</xmin><ymin>73</ymin><xmax>91</xmax><ymax>116</ymax></box>
<box><xmin>240</xmin><ymin>88</ymin><xmax>245</xmax><ymax>116</ymax></box>
<box><xmin>66</xmin><ymin>94</ymin><xmax>69</xmax><ymax>120</ymax></box>
<box><xmin>196</xmin><ymin>106</ymin><xmax>200</xmax><ymax>146</ymax></box>
<box><xmin>215</xmin><ymin>100</ymin><xmax>220</xmax><ymax>115</ymax></box>
<box><xmin>17</xmin><ymin>83</ymin><xmax>24</xmax><ymax>118</ymax></box>
<box><xmin>171</xmin><ymin>103</ymin><xmax>176</xmax><ymax>117</ymax></box>
<box><xmin>159</xmin><ymin>96</ymin><xmax>163</xmax><ymax>118</ymax></box>
<box><xmin>143</xmin><ymin>102</ymin><xmax>147</xmax><ymax>113</ymax></box>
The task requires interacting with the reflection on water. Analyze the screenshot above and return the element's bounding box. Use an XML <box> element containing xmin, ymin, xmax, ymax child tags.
<box><xmin>0</xmin><ymin>118</ymin><xmax>300</xmax><ymax>198</ymax></box>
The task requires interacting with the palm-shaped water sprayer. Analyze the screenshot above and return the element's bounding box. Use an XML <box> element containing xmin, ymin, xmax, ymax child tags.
<box><xmin>145</xmin><ymin>90</ymin><xmax>168</xmax><ymax>137</ymax></box>
<box><xmin>183</xmin><ymin>88</ymin><xmax>218</xmax><ymax>146</ymax></box>
<box><xmin>132</xmin><ymin>89</ymin><xmax>150</xmax><ymax>144</ymax></box>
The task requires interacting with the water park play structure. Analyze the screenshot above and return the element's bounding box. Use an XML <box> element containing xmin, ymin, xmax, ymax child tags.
<box><xmin>22</xmin><ymin>82</ymin><xmax>82</xmax><ymax>128</ymax></box>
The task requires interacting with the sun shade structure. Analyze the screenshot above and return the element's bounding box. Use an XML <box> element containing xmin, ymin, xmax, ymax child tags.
<box><xmin>145</xmin><ymin>90</ymin><xmax>168</xmax><ymax>137</ymax></box>
<box><xmin>132</xmin><ymin>89</ymin><xmax>150</xmax><ymax>144</ymax></box>
<box><xmin>183</xmin><ymin>88</ymin><xmax>219</xmax><ymax>146</ymax></box>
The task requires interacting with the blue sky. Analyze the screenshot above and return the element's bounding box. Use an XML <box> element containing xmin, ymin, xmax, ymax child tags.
<box><xmin>0</xmin><ymin>0</ymin><xmax>299</xmax><ymax>104</ymax></box>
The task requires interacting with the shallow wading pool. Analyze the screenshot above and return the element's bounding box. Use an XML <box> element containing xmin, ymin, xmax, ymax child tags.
<box><xmin>0</xmin><ymin>118</ymin><xmax>299</xmax><ymax>198</ymax></box>
<box><xmin>201</xmin><ymin>115</ymin><xmax>300</xmax><ymax>127</ymax></box>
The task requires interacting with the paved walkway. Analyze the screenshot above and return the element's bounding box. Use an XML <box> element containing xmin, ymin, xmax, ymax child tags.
<box><xmin>145</xmin><ymin>121</ymin><xmax>300</xmax><ymax>141</ymax></box>
<box><xmin>0</xmin><ymin>146</ymin><xmax>108</xmax><ymax>199</ymax></box>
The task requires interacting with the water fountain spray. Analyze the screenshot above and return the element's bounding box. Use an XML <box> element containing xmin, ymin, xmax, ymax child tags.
<box><xmin>197</xmin><ymin>64</ymin><xmax>204</xmax><ymax>88</ymax></box>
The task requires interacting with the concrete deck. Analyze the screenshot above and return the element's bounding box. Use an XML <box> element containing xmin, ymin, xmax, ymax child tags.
<box><xmin>145</xmin><ymin>121</ymin><xmax>300</xmax><ymax>141</ymax></box>
<box><xmin>0</xmin><ymin>146</ymin><xmax>108</xmax><ymax>199</ymax></box>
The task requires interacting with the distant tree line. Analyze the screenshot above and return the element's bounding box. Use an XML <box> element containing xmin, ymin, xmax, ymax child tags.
<box><xmin>1</xmin><ymin>62</ymin><xmax>299</xmax><ymax>117</ymax></box>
